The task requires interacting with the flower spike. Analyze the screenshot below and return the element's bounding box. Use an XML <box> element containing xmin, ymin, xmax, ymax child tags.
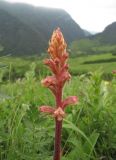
<box><xmin>39</xmin><ymin>28</ymin><xmax>78</xmax><ymax>160</ymax></box>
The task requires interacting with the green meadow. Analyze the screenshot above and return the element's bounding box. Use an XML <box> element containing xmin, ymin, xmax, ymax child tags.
<box><xmin>69</xmin><ymin>53</ymin><xmax>116</xmax><ymax>75</ymax></box>
<box><xmin>0</xmin><ymin>53</ymin><xmax>116</xmax><ymax>160</ymax></box>
<box><xmin>0</xmin><ymin>53</ymin><xmax>116</xmax><ymax>81</ymax></box>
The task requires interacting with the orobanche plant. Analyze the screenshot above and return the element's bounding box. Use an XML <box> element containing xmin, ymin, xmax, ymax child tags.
<box><xmin>39</xmin><ymin>28</ymin><xmax>78</xmax><ymax>160</ymax></box>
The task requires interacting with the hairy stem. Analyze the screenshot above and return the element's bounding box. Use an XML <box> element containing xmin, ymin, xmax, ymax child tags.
<box><xmin>53</xmin><ymin>120</ymin><xmax>62</xmax><ymax>160</ymax></box>
<box><xmin>53</xmin><ymin>87</ymin><xmax>62</xmax><ymax>160</ymax></box>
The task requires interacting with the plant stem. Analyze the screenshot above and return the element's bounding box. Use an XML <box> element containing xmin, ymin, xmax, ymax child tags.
<box><xmin>53</xmin><ymin>120</ymin><xmax>62</xmax><ymax>160</ymax></box>
<box><xmin>53</xmin><ymin>87</ymin><xmax>62</xmax><ymax>160</ymax></box>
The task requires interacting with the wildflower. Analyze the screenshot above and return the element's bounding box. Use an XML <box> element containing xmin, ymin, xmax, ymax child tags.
<box><xmin>39</xmin><ymin>28</ymin><xmax>78</xmax><ymax>160</ymax></box>
<box><xmin>112</xmin><ymin>70</ymin><xmax>116</xmax><ymax>74</ymax></box>
<box><xmin>53</xmin><ymin>107</ymin><xmax>65</xmax><ymax>121</ymax></box>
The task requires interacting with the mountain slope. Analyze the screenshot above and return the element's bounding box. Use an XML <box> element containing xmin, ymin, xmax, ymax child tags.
<box><xmin>70</xmin><ymin>22</ymin><xmax>116</xmax><ymax>56</ymax></box>
<box><xmin>0</xmin><ymin>1</ymin><xmax>86</xmax><ymax>55</ymax></box>
<box><xmin>0</xmin><ymin>9</ymin><xmax>46</xmax><ymax>55</ymax></box>
<box><xmin>88</xmin><ymin>22</ymin><xmax>116</xmax><ymax>45</ymax></box>
<box><xmin>98</xmin><ymin>22</ymin><xmax>116</xmax><ymax>44</ymax></box>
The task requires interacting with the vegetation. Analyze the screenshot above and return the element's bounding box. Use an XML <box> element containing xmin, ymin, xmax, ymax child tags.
<box><xmin>0</xmin><ymin>3</ymin><xmax>116</xmax><ymax>159</ymax></box>
<box><xmin>70</xmin><ymin>40</ymin><xmax>116</xmax><ymax>57</ymax></box>
<box><xmin>70</xmin><ymin>22</ymin><xmax>116</xmax><ymax>57</ymax></box>
<box><xmin>0</xmin><ymin>53</ymin><xmax>115</xmax><ymax>81</ymax></box>
<box><xmin>0</xmin><ymin>63</ymin><xmax>115</xmax><ymax>159</ymax></box>
<box><xmin>99</xmin><ymin>22</ymin><xmax>116</xmax><ymax>45</ymax></box>
<box><xmin>0</xmin><ymin>47</ymin><xmax>115</xmax><ymax>160</ymax></box>
<box><xmin>39</xmin><ymin>28</ymin><xmax>78</xmax><ymax>160</ymax></box>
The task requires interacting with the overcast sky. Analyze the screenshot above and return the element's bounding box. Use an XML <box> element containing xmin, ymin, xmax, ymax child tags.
<box><xmin>6</xmin><ymin>0</ymin><xmax>116</xmax><ymax>32</ymax></box>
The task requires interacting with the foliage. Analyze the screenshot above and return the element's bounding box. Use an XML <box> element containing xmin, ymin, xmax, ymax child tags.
<box><xmin>0</xmin><ymin>64</ymin><xmax>115</xmax><ymax>159</ymax></box>
<box><xmin>70</xmin><ymin>39</ymin><xmax>100</xmax><ymax>56</ymax></box>
<box><xmin>0</xmin><ymin>53</ymin><xmax>115</xmax><ymax>82</ymax></box>
<box><xmin>69</xmin><ymin>53</ymin><xmax>116</xmax><ymax>78</ymax></box>
<box><xmin>70</xmin><ymin>39</ymin><xmax>116</xmax><ymax>56</ymax></box>
<box><xmin>100</xmin><ymin>22</ymin><xmax>116</xmax><ymax>45</ymax></box>
<box><xmin>70</xmin><ymin>22</ymin><xmax>116</xmax><ymax>57</ymax></box>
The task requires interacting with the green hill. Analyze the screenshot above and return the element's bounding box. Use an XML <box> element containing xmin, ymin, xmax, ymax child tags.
<box><xmin>0</xmin><ymin>1</ymin><xmax>86</xmax><ymax>56</ymax></box>
<box><xmin>96</xmin><ymin>22</ymin><xmax>116</xmax><ymax>45</ymax></box>
<box><xmin>70</xmin><ymin>22</ymin><xmax>116</xmax><ymax>56</ymax></box>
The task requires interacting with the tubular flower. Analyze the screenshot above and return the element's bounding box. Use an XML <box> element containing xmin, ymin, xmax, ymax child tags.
<box><xmin>112</xmin><ymin>70</ymin><xmax>116</xmax><ymax>74</ymax></box>
<box><xmin>53</xmin><ymin>107</ymin><xmax>65</xmax><ymax>121</ymax></box>
<box><xmin>62</xmin><ymin>96</ymin><xmax>78</xmax><ymax>109</ymax></box>
<box><xmin>39</xmin><ymin>27</ymin><xmax>78</xmax><ymax>120</ymax></box>
<box><xmin>39</xmin><ymin>28</ymin><xmax>78</xmax><ymax>160</ymax></box>
<box><xmin>48</xmin><ymin>28</ymin><xmax>67</xmax><ymax>59</ymax></box>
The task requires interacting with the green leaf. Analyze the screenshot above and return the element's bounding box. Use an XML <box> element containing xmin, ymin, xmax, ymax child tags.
<box><xmin>63</xmin><ymin>119</ymin><xmax>92</xmax><ymax>146</ymax></box>
<box><xmin>83</xmin><ymin>131</ymin><xmax>99</xmax><ymax>156</ymax></box>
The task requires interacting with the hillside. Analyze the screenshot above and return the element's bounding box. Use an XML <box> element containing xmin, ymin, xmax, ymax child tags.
<box><xmin>70</xmin><ymin>22</ymin><xmax>116</xmax><ymax>56</ymax></box>
<box><xmin>0</xmin><ymin>1</ymin><xmax>86</xmax><ymax>56</ymax></box>
<box><xmin>96</xmin><ymin>22</ymin><xmax>116</xmax><ymax>44</ymax></box>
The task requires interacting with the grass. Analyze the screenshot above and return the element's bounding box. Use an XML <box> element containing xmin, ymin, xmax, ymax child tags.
<box><xmin>69</xmin><ymin>53</ymin><xmax>116</xmax><ymax>75</ymax></box>
<box><xmin>0</xmin><ymin>67</ymin><xmax>115</xmax><ymax>159</ymax></box>
<box><xmin>0</xmin><ymin>53</ymin><xmax>115</xmax><ymax>81</ymax></box>
<box><xmin>0</xmin><ymin>53</ymin><xmax>115</xmax><ymax>159</ymax></box>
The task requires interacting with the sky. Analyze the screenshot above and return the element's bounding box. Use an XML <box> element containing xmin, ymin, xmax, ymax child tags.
<box><xmin>5</xmin><ymin>0</ymin><xmax>116</xmax><ymax>32</ymax></box>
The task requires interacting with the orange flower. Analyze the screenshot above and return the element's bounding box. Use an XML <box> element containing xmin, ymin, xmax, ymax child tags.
<box><xmin>39</xmin><ymin>28</ymin><xmax>78</xmax><ymax>160</ymax></box>
<box><xmin>39</xmin><ymin>28</ymin><xmax>78</xmax><ymax>120</ymax></box>
<box><xmin>40</xmin><ymin>106</ymin><xmax>65</xmax><ymax>121</ymax></box>
<box><xmin>48</xmin><ymin>28</ymin><xmax>67</xmax><ymax>59</ymax></box>
<box><xmin>53</xmin><ymin>107</ymin><xmax>65</xmax><ymax>121</ymax></box>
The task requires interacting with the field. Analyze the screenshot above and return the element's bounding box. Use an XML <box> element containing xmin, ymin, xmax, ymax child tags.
<box><xmin>69</xmin><ymin>53</ymin><xmax>116</xmax><ymax>74</ymax></box>
<box><xmin>0</xmin><ymin>53</ymin><xmax>116</xmax><ymax>160</ymax></box>
<box><xmin>0</xmin><ymin>53</ymin><xmax>116</xmax><ymax>80</ymax></box>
